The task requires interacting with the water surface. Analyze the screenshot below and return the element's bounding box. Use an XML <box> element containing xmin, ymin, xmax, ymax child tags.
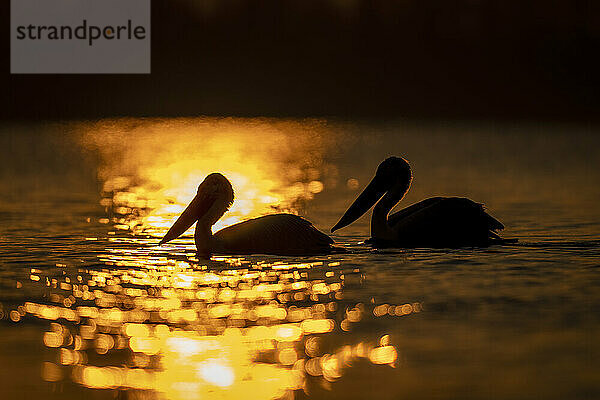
<box><xmin>0</xmin><ymin>119</ymin><xmax>599</xmax><ymax>400</ymax></box>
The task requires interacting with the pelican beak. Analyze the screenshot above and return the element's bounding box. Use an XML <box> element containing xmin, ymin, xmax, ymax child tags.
<box><xmin>331</xmin><ymin>175</ymin><xmax>387</xmax><ymax>232</ymax></box>
<box><xmin>159</xmin><ymin>191</ymin><xmax>215</xmax><ymax>245</ymax></box>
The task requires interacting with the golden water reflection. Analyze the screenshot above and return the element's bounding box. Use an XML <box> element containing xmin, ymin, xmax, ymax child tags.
<box><xmin>21</xmin><ymin>244</ymin><xmax>421</xmax><ymax>399</ymax></box>
<box><xmin>9</xmin><ymin>119</ymin><xmax>424</xmax><ymax>399</ymax></box>
<box><xmin>81</xmin><ymin>118</ymin><xmax>342</xmax><ymax>238</ymax></box>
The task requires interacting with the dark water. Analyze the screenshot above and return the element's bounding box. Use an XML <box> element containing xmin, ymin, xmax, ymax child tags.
<box><xmin>0</xmin><ymin>119</ymin><xmax>599</xmax><ymax>400</ymax></box>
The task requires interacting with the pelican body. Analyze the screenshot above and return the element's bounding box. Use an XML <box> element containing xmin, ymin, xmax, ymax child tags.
<box><xmin>159</xmin><ymin>173</ymin><xmax>334</xmax><ymax>256</ymax></box>
<box><xmin>332</xmin><ymin>157</ymin><xmax>513</xmax><ymax>248</ymax></box>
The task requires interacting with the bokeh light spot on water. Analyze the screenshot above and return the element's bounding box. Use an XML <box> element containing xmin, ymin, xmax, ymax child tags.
<box><xmin>346</xmin><ymin>178</ymin><xmax>360</xmax><ymax>190</ymax></box>
<box><xmin>369</xmin><ymin>346</ymin><xmax>398</xmax><ymax>365</ymax></box>
<box><xmin>9</xmin><ymin>310</ymin><xmax>22</xmax><ymax>322</ymax></box>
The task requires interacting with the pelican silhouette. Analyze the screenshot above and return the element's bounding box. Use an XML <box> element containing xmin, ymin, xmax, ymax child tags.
<box><xmin>159</xmin><ymin>173</ymin><xmax>335</xmax><ymax>256</ymax></box>
<box><xmin>331</xmin><ymin>157</ymin><xmax>513</xmax><ymax>248</ymax></box>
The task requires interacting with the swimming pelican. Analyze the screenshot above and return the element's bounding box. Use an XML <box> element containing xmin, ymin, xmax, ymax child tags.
<box><xmin>159</xmin><ymin>173</ymin><xmax>335</xmax><ymax>256</ymax></box>
<box><xmin>331</xmin><ymin>157</ymin><xmax>512</xmax><ymax>248</ymax></box>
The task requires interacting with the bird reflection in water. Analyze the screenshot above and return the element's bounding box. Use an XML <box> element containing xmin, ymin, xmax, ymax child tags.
<box><xmin>23</xmin><ymin>249</ymin><xmax>421</xmax><ymax>400</ymax></box>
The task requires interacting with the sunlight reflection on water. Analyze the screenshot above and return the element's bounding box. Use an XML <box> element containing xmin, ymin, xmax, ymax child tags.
<box><xmin>24</xmin><ymin>243</ymin><xmax>417</xmax><ymax>399</ymax></box>
<box><xmin>1</xmin><ymin>119</ymin><xmax>599</xmax><ymax>400</ymax></box>
<box><xmin>80</xmin><ymin>118</ymin><xmax>340</xmax><ymax>238</ymax></box>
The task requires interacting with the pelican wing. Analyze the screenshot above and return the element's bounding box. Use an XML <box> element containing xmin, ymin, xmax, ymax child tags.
<box><xmin>387</xmin><ymin>197</ymin><xmax>444</xmax><ymax>227</ymax></box>
<box><xmin>214</xmin><ymin>214</ymin><xmax>334</xmax><ymax>255</ymax></box>
<box><xmin>385</xmin><ymin>197</ymin><xmax>505</xmax><ymax>247</ymax></box>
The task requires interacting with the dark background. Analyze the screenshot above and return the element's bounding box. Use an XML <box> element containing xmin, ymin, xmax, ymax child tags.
<box><xmin>2</xmin><ymin>0</ymin><xmax>599</xmax><ymax>120</ymax></box>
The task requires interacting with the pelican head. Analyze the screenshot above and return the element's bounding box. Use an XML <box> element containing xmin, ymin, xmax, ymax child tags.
<box><xmin>331</xmin><ymin>156</ymin><xmax>412</xmax><ymax>232</ymax></box>
<box><xmin>159</xmin><ymin>173</ymin><xmax>234</xmax><ymax>245</ymax></box>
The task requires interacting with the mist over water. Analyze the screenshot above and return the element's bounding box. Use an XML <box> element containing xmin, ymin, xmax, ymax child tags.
<box><xmin>0</xmin><ymin>119</ymin><xmax>599</xmax><ymax>400</ymax></box>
